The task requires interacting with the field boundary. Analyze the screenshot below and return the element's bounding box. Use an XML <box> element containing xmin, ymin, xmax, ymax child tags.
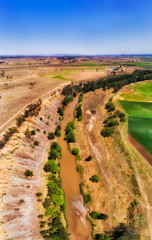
<box><xmin>128</xmin><ymin>134</ymin><xmax>152</xmax><ymax>167</ymax></box>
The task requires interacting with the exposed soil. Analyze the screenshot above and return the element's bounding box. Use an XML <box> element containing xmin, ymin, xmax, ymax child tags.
<box><xmin>0</xmin><ymin>93</ymin><xmax>63</xmax><ymax>240</ymax></box>
<box><xmin>128</xmin><ymin>135</ymin><xmax>152</xmax><ymax>167</ymax></box>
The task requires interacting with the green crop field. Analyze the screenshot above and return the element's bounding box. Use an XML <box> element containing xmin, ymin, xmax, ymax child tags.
<box><xmin>128</xmin><ymin>117</ymin><xmax>152</xmax><ymax>155</ymax></box>
<box><xmin>121</xmin><ymin>81</ymin><xmax>152</xmax><ymax>101</ymax></box>
<box><xmin>119</xmin><ymin>100</ymin><xmax>152</xmax><ymax>118</ymax></box>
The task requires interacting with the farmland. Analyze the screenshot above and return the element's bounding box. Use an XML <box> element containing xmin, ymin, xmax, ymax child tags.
<box><xmin>119</xmin><ymin>80</ymin><xmax>152</xmax><ymax>156</ymax></box>
<box><xmin>121</xmin><ymin>81</ymin><xmax>152</xmax><ymax>101</ymax></box>
<box><xmin>120</xmin><ymin>100</ymin><xmax>152</xmax><ymax>118</ymax></box>
<box><xmin>128</xmin><ymin>116</ymin><xmax>152</xmax><ymax>155</ymax></box>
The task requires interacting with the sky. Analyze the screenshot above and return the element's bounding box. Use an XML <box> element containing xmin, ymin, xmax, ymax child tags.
<box><xmin>0</xmin><ymin>0</ymin><xmax>152</xmax><ymax>55</ymax></box>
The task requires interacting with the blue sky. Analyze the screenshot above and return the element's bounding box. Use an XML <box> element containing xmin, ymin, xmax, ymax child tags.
<box><xmin>0</xmin><ymin>0</ymin><xmax>152</xmax><ymax>55</ymax></box>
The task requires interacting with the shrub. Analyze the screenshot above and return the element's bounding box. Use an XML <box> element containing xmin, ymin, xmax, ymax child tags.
<box><xmin>78</xmin><ymin>116</ymin><xmax>83</xmax><ymax>121</ymax></box>
<box><xmin>24</xmin><ymin>169</ymin><xmax>33</xmax><ymax>177</ymax></box>
<box><xmin>44</xmin><ymin>160</ymin><xmax>59</xmax><ymax>173</ymax></box>
<box><xmin>51</xmin><ymin>142</ymin><xmax>62</xmax><ymax>151</ymax></box>
<box><xmin>78</xmin><ymin>92</ymin><xmax>83</xmax><ymax>102</ymax></box>
<box><xmin>85</xmin><ymin>155</ymin><xmax>92</xmax><ymax>161</ymax></box>
<box><xmin>89</xmin><ymin>174</ymin><xmax>99</xmax><ymax>182</ymax></box>
<box><xmin>75</xmin><ymin>104</ymin><xmax>82</xmax><ymax>119</ymax></box>
<box><xmin>104</xmin><ymin>119</ymin><xmax>119</xmax><ymax>127</ymax></box>
<box><xmin>46</xmin><ymin>121</ymin><xmax>49</xmax><ymax>125</ymax></box>
<box><xmin>51</xmin><ymin>194</ymin><xmax>64</xmax><ymax>206</ymax></box>
<box><xmin>54</xmin><ymin>125</ymin><xmax>61</xmax><ymax>137</ymax></box>
<box><xmin>40</xmin><ymin>117</ymin><xmax>43</xmax><ymax>121</ymax></box>
<box><xmin>48</xmin><ymin>132</ymin><xmax>55</xmax><ymax>139</ymax></box>
<box><xmin>95</xmin><ymin>234</ymin><xmax>111</xmax><ymax>240</ymax></box>
<box><xmin>16</xmin><ymin>115</ymin><xmax>25</xmax><ymax>127</ymax></box>
<box><xmin>43</xmin><ymin>198</ymin><xmax>51</xmax><ymax>208</ymax></box>
<box><xmin>105</xmin><ymin>102</ymin><xmax>115</xmax><ymax>112</ymax></box>
<box><xmin>0</xmin><ymin>140</ymin><xmax>4</xmax><ymax>149</ymax></box>
<box><xmin>90</xmin><ymin>211</ymin><xmax>108</xmax><ymax>220</ymax></box>
<box><xmin>76</xmin><ymin>165</ymin><xmax>84</xmax><ymax>175</ymax></box>
<box><xmin>36</xmin><ymin>192</ymin><xmax>42</xmax><ymax>197</ymax></box>
<box><xmin>34</xmin><ymin>140</ymin><xmax>39</xmax><ymax>146</ymax></box>
<box><xmin>58</xmin><ymin>107</ymin><xmax>64</xmax><ymax>116</ymax></box>
<box><xmin>31</xmin><ymin>130</ymin><xmax>36</xmax><ymax>135</ymax></box>
<box><xmin>3</xmin><ymin>127</ymin><xmax>18</xmax><ymax>142</ymax></box>
<box><xmin>43</xmin><ymin>130</ymin><xmax>46</xmax><ymax>134</ymax></box>
<box><xmin>38</xmin><ymin>214</ymin><xmax>44</xmax><ymax>218</ymax></box>
<box><xmin>100</xmin><ymin>127</ymin><xmax>114</xmax><ymax>137</ymax></box>
<box><xmin>36</xmin><ymin>128</ymin><xmax>40</xmax><ymax>132</ymax></box>
<box><xmin>107</xmin><ymin>223</ymin><xmax>140</xmax><ymax>240</ymax></box>
<box><xmin>120</xmin><ymin>117</ymin><xmax>126</xmax><ymax>122</ymax></box>
<box><xmin>72</xmin><ymin>148</ymin><xmax>79</xmax><ymax>155</ymax></box>
<box><xmin>19</xmin><ymin>199</ymin><xmax>25</xmax><ymax>204</ymax></box>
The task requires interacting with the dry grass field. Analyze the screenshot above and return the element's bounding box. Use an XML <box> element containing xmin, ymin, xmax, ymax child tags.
<box><xmin>0</xmin><ymin>57</ymin><xmax>108</xmax><ymax>129</ymax></box>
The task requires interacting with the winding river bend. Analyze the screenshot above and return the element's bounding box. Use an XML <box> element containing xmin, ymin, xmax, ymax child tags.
<box><xmin>58</xmin><ymin>97</ymin><xmax>91</xmax><ymax>240</ymax></box>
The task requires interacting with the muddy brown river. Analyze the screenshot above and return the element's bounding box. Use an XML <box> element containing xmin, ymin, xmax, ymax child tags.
<box><xmin>58</xmin><ymin>97</ymin><xmax>91</xmax><ymax>240</ymax></box>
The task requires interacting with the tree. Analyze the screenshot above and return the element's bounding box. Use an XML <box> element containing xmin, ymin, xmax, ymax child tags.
<box><xmin>90</xmin><ymin>211</ymin><xmax>108</xmax><ymax>220</ymax></box>
<box><xmin>100</xmin><ymin>127</ymin><xmax>114</xmax><ymax>137</ymax></box>
<box><xmin>85</xmin><ymin>155</ymin><xmax>92</xmax><ymax>161</ymax></box>
<box><xmin>24</xmin><ymin>169</ymin><xmax>33</xmax><ymax>177</ymax></box>
<box><xmin>72</xmin><ymin>148</ymin><xmax>79</xmax><ymax>155</ymax></box>
<box><xmin>89</xmin><ymin>175</ymin><xmax>99</xmax><ymax>183</ymax></box>
<box><xmin>48</xmin><ymin>132</ymin><xmax>55</xmax><ymax>140</ymax></box>
<box><xmin>44</xmin><ymin>160</ymin><xmax>59</xmax><ymax>174</ymax></box>
<box><xmin>107</xmin><ymin>223</ymin><xmax>140</xmax><ymax>240</ymax></box>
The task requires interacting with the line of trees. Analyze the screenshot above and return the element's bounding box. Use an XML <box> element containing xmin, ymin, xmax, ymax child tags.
<box><xmin>61</xmin><ymin>70</ymin><xmax>152</xmax><ymax>96</ymax></box>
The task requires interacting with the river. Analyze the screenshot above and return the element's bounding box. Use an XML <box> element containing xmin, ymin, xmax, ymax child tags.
<box><xmin>58</xmin><ymin>97</ymin><xmax>92</xmax><ymax>240</ymax></box>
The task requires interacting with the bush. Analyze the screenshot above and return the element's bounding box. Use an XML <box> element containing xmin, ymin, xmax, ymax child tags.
<box><xmin>24</xmin><ymin>169</ymin><xmax>33</xmax><ymax>177</ymax></box>
<box><xmin>72</xmin><ymin>148</ymin><xmax>79</xmax><ymax>155</ymax></box>
<box><xmin>89</xmin><ymin>174</ymin><xmax>99</xmax><ymax>182</ymax></box>
<box><xmin>75</xmin><ymin>104</ymin><xmax>82</xmax><ymax>119</ymax></box>
<box><xmin>85</xmin><ymin>155</ymin><xmax>92</xmax><ymax>161</ymax></box>
<box><xmin>105</xmin><ymin>101</ymin><xmax>115</xmax><ymax>112</ymax></box>
<box><xmin>95</xmin><ymin>234</ymin><xmax>111</xmax><ymax>240</ymax></box>
<box><xmin>76</xmin><ymin>165</ymin><xmax>84</xmax><ymax>175</ymax></box>
<box><xmin>107</xmin><ymin>223</ymin><xmax>140</xmax><ymax>240</ymax></box>
<box><xmin>58</xmin><ymin>107</ymin><xmax>64</xmax><ymax>116</ymax></box>
<box><xmin>34</xmin><ymin>140</ymin><xmax>39</xmax><ymax>146</ymax></box>
<box><xmin>43</xmin><ymin>130</ymin><xmax>46</xmax><ymax>134</ymax></box>
<box><xmin>100</xmin><ymin>127</ymin><xmax>114</xmax><ymax>137</ymax></box>
<box><xmin>104</xmin><ymin>119</ymin><xmax>119</xmax><ymax>127</ymax></box>
<box><xmin>78</xmin><ymin>116</ymin><xmax>83</xmax><ymax>121</ymax></box>
<box><xmin>44</xmin><ymin>160</ymin><xmax>59</xmax><ymax>173</ymax></box>
<box><xmin>90</xmin><ymin>211</ymin><xmax>108</xmax><ymax>220</ymax></box>
<box><xmin>0</xmin><ymin>140</ymin><xmax>4</xmax><ymax>149</ymax></box>
<box><xmin>78</xmin><ymin>92</ymin><xmax>83</xmax><ymax>102</ymax></box>
<box><xmin>36</xmin><ymin>192</ymin><xmax>42</xmax><ymax>197</ymax></box>
<box><xmin>19</xmin><ymin>199</ymin><xmax>25</xmax><ymax>204</ymax></box>
<box><xmin>120</xmin><ymin>117</ymin><xmax>126</xmax><ymax>122</ymax></box>
<box><xmin>31</xmin><ymin>130</ymin><xmax>36</xmax><ymax>135</ymax></box>
<box><xmin>54</xmin><ymin>125</ymin><xmax>61</xmax><ymax>137</ymax></box>
<box><xmin>48</xmin><ymin>132</ymin><xmax>55</xmax><ymax>139</ymax></box>
<box><xmin>3</xmin><ymin>127</ymin><xmax>18</xmax><ymax>142</ymax></box>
